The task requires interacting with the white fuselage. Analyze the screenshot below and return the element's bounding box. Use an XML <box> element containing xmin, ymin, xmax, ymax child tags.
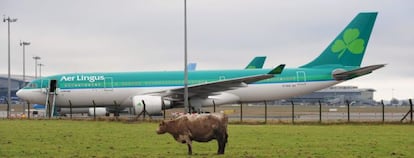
<box><xmin>17</xmin><ymin>80</ymin><xmax>340</xmax><ymax>108</ymax></box>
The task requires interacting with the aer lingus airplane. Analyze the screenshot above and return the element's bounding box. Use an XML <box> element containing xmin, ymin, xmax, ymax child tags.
<box><xmin>17</xmin><ymin>12</ymin><xmax>384</xmax><ymax>115</ymax></box>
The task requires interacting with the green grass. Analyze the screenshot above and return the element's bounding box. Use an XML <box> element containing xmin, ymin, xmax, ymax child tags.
<box><xmin>1</xmin><ymin>120</ymin><xmax>414</xmax><ymax>157</ymax></box>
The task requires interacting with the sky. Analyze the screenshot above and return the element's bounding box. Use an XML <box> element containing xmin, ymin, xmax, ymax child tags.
<box><xmin>1</xmin><ymin>0</ymin><xmax>413</xmax><ymax>101</ymax></box>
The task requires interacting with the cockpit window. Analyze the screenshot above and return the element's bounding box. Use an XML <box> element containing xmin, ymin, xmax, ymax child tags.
<box><xmin>25</xmin><ymin>83</ymin><xmax>38</xmax><ymax>88</ymax></box>
<box><xmin>31</xmin><ymin>83</ymin><xmax>38</xmax><ymax>88</ymax></box>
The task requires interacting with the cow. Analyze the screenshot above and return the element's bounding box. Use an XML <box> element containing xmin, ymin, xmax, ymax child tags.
<box><xmin>156</xmin><ymin>113</ymin><xmax>228</xmax><ymax>155</ymax></box>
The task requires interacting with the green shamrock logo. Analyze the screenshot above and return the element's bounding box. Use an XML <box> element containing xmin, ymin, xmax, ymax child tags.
<box><xmin>331</xmin><ymin>28</ymin><xmax>365</xmax><ymax>58</ymax></box>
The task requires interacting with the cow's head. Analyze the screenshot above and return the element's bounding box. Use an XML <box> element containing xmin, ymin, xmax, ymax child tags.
<box><xmin>156</xmin><ymin>121</ymin><xmax>167</xmax><ymax>134</ymax></box>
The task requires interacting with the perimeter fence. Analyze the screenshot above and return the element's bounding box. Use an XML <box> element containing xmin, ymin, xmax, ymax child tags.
<box><xmin>165</xmin><ymin>99</ymin><xmax>414</xmax><ymax>123</ymax></box>
<box><xmin>1</xmin><ymin>99</ymin><xmax>413</xmax><ymax>124</ymax></box>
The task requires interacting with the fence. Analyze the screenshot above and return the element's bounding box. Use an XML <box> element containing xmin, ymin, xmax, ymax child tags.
<box><xmin>166</xmin><ymin>99</ymin><xmax>413</xmax><ymax>123</ymax></box>
<box><xmin>1</xmin><ymin>99</ymin><xmax>413</xmax><ymax>123</ymax></box>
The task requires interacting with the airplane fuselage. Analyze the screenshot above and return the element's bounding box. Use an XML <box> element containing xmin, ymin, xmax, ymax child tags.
<box><xmin>17</xmin><ymin>67</ymin><xmax>345</xmax><ymax>108</ymax></box>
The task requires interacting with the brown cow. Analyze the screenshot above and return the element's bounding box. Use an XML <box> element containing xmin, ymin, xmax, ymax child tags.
<box><xmin>156</xmin><ymin>113</ymin><xmax>228</xmax><ymax>155</ymax></box>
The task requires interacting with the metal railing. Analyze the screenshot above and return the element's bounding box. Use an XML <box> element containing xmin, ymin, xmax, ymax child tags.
<box><xmin>1</xmin><ymin>99</ymin><xmax>413</xmax><ymax>124</ymax></box>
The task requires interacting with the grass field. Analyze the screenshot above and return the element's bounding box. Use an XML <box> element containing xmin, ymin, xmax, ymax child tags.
<box><xmin>1</xmin><ymin>120</ymin><xmax>414</xmax><ymax>158</ymax></box>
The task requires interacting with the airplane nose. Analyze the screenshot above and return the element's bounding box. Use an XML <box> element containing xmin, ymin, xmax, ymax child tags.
<box><xmin>16</xmin><ymin>89</ymin><xmax>26</xmax><ymax>100</ymax></box>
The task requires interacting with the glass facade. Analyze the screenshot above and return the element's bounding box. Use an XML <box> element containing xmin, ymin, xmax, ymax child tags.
<box><xmin>292</xmin><ymin>86</ymin><xmax>376</xmax><ymax>105</ymax></box>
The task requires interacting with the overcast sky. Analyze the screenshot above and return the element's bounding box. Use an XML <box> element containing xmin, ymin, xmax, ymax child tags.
<box><xmin>1</xmin><ymin>0</ymin><xmax>413</xmax><ymax>100</ymax></box>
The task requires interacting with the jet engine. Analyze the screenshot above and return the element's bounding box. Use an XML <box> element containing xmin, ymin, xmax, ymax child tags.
<box><xmin>58</xmin><ymin>107</ymin><xmax>107</xmax><ymax>116</ymax></box>
<box><xmin>133</xmin><ymin>95</ymin><xmax>171</xmax><ymax>115</ymax></box>
<box><xmin>88</xmin><ymin>107</ymin><xmax>108</xmax><ymax>116</ymax></box>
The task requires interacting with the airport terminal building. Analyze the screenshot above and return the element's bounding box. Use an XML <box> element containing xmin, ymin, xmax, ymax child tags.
<box><xmin>0</xmin><ymin>74</ymin><xmax>34</xmax><ymax>103</ymax></box>
<box><xmin>291</xmin><ymin>86</ymin><xmax>377</xmax><ymax>105</ymax></box>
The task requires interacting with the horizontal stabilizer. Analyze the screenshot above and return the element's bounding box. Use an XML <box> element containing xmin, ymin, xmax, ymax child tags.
<box><xmin>333</xmin><ymin>64</ymin><xmax>385</xmax><ymax>80</ymax></box>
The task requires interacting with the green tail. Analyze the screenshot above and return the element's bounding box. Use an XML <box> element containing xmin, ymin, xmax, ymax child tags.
<box><xmin>245</xmin><ymin>56</ymin><xmax>266</xmax><ymax>69</ymax></box>
<box><xmin>301</xmin><ymin>12</ymin><xmax>377</xmax><ymax>68</ymax></box>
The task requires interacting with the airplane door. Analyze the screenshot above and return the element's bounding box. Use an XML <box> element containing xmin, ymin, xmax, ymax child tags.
<box><xmin>296</xmin><ymin>71</ymin><xmax>306</xmax><ymax>85</ymax></box>
<box><xmin>41</xmin><ymin>79</ymin><xmax>58</xmax><ymax>93</ymax></box>
<box><xmin>49</xmin><ymin>80</ymin><xmax>57</xmax><ymax>93</ymax></box>
<box><xmin>104</xmin><ymin>77</ymin><xmax>113</xmax><ymax>91</ymax></box>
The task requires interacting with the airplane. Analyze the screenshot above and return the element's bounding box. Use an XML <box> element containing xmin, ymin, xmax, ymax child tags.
<box><xmin>55</xmin><ymin>56</ymin><xmax>267</xmax><ymax>116</ymax></box>
<box><xmin>33</xmin><ymin>104</ymin><xmax>45</xmax><ymax>110</ymax></box>
<box><xmin>17</xmin><ymin>12</ymin><xmax>384</xmax><ymax>115</ymax></box>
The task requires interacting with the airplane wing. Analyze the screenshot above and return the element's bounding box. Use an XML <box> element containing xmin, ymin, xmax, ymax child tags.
<box><xmin>333</xmin><ymin>64</ymin><xmax>385</xmax><ymax>81</ymax></box>
<box><xmin>150</xmin><ymin>64</ymin><xmax>285</xmax><ymax>100</ymax></box>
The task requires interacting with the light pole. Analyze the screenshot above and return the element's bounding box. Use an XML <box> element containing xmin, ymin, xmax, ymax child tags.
<box><xmin>3</xmin><ymin>16</ymin><xmax>17</xmax><ymax>119</ymax></box>
<box><xmin>38</xmin><ymin>63</ymin><xmax>44</xmax><ymax>78</ymax></box>
<box><xmin>20</xmin><ymin>41</ymin><xmax>30</xmax><ymax>87</ymax></box>
<box><xmin>33</xmin><ymin>56</ymin><xmax>41</xmax><ymax>79</ymax></box>
<box><xmin>183</xmin><ymin>0</ymin><xmax>190</xmax><ymax>113</ymax></box>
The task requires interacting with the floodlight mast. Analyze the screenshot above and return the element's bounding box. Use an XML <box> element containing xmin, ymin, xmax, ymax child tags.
<box><xmin>183</xmin><ymin>0</ymin><xmax>190</xmax><ymax>113</ymax></box>
<box><xmin>33</xmin><ymin>56</ymin><xmax>41</xmax><ymax>79</ymax></box>
<box><xmin>3</xmin><ymin>16</ymin><xmax>17</xmax><ymax>119</ymax></box>
<box><xmin>20</xmin><ymin>41</ymin><xmax>30</xmax><ymax>87</ymax></box>
<box><xmin>38</xmin><ymin>63</ymin><xmax>44</xmax><ymax>78</ymax></box>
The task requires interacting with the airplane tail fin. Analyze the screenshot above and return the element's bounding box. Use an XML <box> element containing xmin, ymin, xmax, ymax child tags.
<box><xmin>245</xmin><ymin>56</ymin><xmax>266</xmax><ymax>69</ymax></box>
<box><xmin>300</xmin><ymin>12</ymin><xmax>377</xmax><ymax>68</ymax></box>
<box><xmin>188</xmin><ymin>63</ymin><xmax>197</xmax><ymax>71</ymax></box>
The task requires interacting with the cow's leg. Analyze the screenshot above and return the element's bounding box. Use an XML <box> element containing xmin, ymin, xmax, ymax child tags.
<box><xmin>225</xmin><ymin>132</ymin><xmax>228</xmax><ymax>143</ymax></box>
<box><xmin>217</xmin><ymin>139</ymin><xmax>224</xmax><ymax>154</ymax></box>
<box><xmin>187</xmin><ymin>141</ymin><xmax>192</xmax><ymax>155</ymax></box>
<box><xmin>218</xmin><ymin>139</ymin><xmax>227</xmax><ymax>154</ymax></box>
<box><xmin>223</xmin><ymin>132</ymin><xmax>228</xmax><ymax>153</ymax></box>
<box><xmin>216</xmin><ymin>134</ymin><xmax>227</xmax><ymax>154</ymax></box>
<box><xmin>221</xmin><ymin>138</ymin><xmax>227</xmax><ymax>154</ymax></box>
